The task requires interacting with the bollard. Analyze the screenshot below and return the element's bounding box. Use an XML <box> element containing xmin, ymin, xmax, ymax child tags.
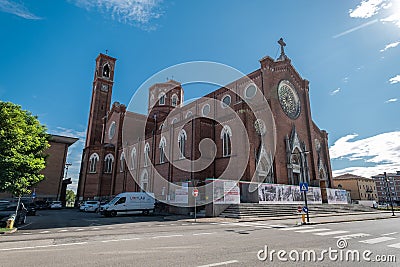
<box><xmin>6</xmin><ymin>218</ymin><xmax>15</xmax><ymax>229</ymax></box>
<box><xmin>301</xmin><ymin>214</ymin><xmax>306</xmax><ymax>224</ymax></box>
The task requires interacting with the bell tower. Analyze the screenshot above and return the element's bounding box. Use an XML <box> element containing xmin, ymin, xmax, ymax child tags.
<box><xmin>85</xmin><ymin>53</ymin><xmax>117</xmax><ymax>147</ymax></box>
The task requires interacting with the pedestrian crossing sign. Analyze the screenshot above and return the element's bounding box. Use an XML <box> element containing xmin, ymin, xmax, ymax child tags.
<box><xmin>299</xmin><ymin>182</ymin><xmax>308</xmax><ymax>192</ymax></box>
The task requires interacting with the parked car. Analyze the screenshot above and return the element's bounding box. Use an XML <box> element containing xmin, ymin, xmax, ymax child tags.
<box><xmin>100</xmin><ymin>192</ymin><xmax>155</xmax><ymax>217</ymax></box>
<box><xmin>79</xmin><ymin>201</ymin><xmax>100</xmax><ymax>212</ymax></box>
<box><xmin>35</xmin><ymin>200</ymin><xmax>49</xmax><ymax>210</ymax></box>
<box><xmin>49</xmin><ymin>201</ymin><xmax>62</xmax><ymax>209</ymax></box>
<box><xmin>0</xmin><ymin>202</ymin><xmax>27</xmax><ymax>227</ymax></box>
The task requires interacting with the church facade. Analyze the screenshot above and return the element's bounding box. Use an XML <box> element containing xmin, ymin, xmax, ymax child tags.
<box><xmin>77</xmin><ymin>42</ymin><xmax>333</xmax><ymax>204</ymax></box>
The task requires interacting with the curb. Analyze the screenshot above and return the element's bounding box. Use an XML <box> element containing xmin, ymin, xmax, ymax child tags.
<box><xmin>0</xmin><ymin>228</ymin><xmax>17</xmax><ymax>235</ymax></box>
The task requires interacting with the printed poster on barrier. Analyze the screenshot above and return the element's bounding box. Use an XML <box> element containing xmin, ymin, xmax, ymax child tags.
<box><xmin>327</xmin><ymin>188</ymin><xmax>348</xmax><ymax>204</ymax></box>
<box><xmin>258</xmin><ymin>183</ymin><xmax>322</xmax><ymax>204</ymax></box>
<box><xmin>213</xmin><ymin>179</ymin><xmax>240</xmax><ymax>205</ymax></box>
<box><xmin>171</xmin><ymin>183</ymin><xmax>188</xmax><ymax>204</ymax></box>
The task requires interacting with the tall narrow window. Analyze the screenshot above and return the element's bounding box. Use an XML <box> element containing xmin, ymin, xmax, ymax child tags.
<box><xmin>144</xmin><ymin>143</ymin><xmax>150</xmax><ymax>167</ymax></box>
<box><xmin>120</xmin><ymin>152</ymin><xmax>125</xmax><ymax>172</ymax></box>
<box><xmin>103</xmin><ymin>63</ymin><xmax>110</xmax><ymax>78</ymax></box>
<box><xmin>159</xmin><ymin>93</ymin><xmax>166</xmax><ymax>105</ymax></box>
<box><xmin>171</xmin><ymin>94</ymin><xmax>178</xmax><ymax>107</ymax></box>
<box><xmin>104</xmin><ymin>154</ymin><xmax>114</xmax><ymax>174</ymax></box>
<box><xmin>221</xmin><ymin>126</ymin><xmax>232</xmax><ymax>157</ymax></box>
<box><xmin>131</xmin><ymin>147</ymin><xmax>136</xmax><ymax>170</ymax></box>
<box><xmin>178</xmin><ymin>130</ymin><xmax>187</xmax><ymax>159</ymax></box>
<box><xmin>159</xmin><ymin>137</ymin><xmax>166</xmax><ymax>163</ymax></box>
<box><xmin>89</xmin><ymin>153</ymin><xmax>99</xmax><ymax>173</ymax></box>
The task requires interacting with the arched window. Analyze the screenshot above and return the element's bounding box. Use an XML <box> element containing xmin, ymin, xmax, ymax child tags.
<box><xmin>144</xmin><ymin>143</ymin><xmax>150</xmax><ymax>167</ymax></box>
<box><xmin>89</xmin><ymin>153</ymin><xmax>99</xmax><ymax>173</ymax></box>
<box><xmin>178</xmin><ymin>130</ymin><xmax>187</xmax><ymax>159</ymax></box>
<box><xmin>221</xmin><ymin>125</ymin><xmax>232</xmax><ymax>157</ymax></box>
<box><xmin>159</xmin><ymin>92</ymin><xmax>166</xmax><ymax>105</ymax></box>
<box><xmin>104</xmin><ymin>154</ymin><xmax>114</xmax><ymax>174</ymax></box>
<box><xmin>185</xmin><ymin>111</ymin><xmax>192</xmax><ymax>119</ymax></box>
<box><xmin>130</xmin><ymin>147</ymin><xmax>136</xmax><ymax>170</ymax></box>
<box><xmin>120</xmin><ymin>152</ymin><xmax>125</xmax><ymax>172</ymax></box>
<box><xmin>103</xmin><ymin>63</ymin><xmax>110</xmax><ymax>78</ymax></box>
<box><xmin>140</xmin><ymin>170</ymin><xmax>149</xmax><ymax>192</ymax></box>
<box><xmin>159</xmin><ymin>137</ymin><xmax>166</xmax><ymax>163</ymax></box>
<box><xmin>171</xmin><ymin>94</ymin><xmax>178</xmax><ymax>107</ymax></box>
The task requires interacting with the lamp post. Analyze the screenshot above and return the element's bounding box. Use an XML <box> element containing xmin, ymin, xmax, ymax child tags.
<box><xmin>384</xmin><ymin>172</ymin><xmax>395</xmax><ymax>216</ymax></box>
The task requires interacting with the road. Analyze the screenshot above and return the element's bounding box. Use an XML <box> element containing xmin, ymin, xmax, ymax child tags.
<box><xmin>0</xmin><ymin>209</ymin><xmax>399</xmax><ymax>266</ymax></box>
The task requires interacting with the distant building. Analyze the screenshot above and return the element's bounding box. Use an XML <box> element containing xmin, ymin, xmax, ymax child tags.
<box><xmin>372</xmin><ymin>171</ymin><xmax>400</xmax><ymax>205</ymax></box>
<box><xmin>333</xmin><ymin>174</ymin><xmax>378</xmax><ymax>202</ymax></box>
<box><xmin>0</xmin><ymin>134</ymin><xmax>78</xmax><ymax>204</ymax></box>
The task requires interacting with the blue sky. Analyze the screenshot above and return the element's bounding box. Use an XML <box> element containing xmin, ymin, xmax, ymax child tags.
<box><xmin>1</xmin><ymin>0</ymin><xmax>399</xmax><ymax>191</ymax></box>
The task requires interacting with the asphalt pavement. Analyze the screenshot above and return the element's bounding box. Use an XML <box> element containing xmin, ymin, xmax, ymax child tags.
<box><xmin>0</xmin><ymin>209</ymin><xmax>399</xmax><ymax>266</ymax></box>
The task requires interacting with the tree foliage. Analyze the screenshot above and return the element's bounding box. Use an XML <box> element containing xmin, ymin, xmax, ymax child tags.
<box><xmin>65</xmin><ymin>189</ymin><xmax>76</xmax><ymax>204</ymax></box>
<box><xmin>0</xmin><ymin>101</ymin><xmax>49</xmax><ymax>196</ymax></box>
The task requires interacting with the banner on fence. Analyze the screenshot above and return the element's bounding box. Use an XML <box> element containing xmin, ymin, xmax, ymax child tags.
<box><xmin>327</xmin><ymin>188</ymin><xmax>348</xmax><ymax>204</ymax></box>
<box><xmin>258</xmin><ymin>183</ymin><xmax>322</xmax><ymax>204</ymax></box>
<box><xmin>213</xmin><ymin>179</ymin><xmax>240</xmax><ymax>205</ymax></box>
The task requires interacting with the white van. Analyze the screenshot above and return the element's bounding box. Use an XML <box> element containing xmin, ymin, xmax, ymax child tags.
<box><xmin>100</xmin><ymin>192</ymin><xmax>155</xmax><ymax>217</ymax></box>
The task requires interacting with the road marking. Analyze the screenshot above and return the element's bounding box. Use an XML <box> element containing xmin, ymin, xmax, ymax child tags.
<box><xmin>92</xmin><ymin>227</ymin><xmax>100</xmax><ymax>230</ymax></box>
<box><xmin>334</xmin><ymin>233</ymin><xmax>370</xmax><ymax>239</ymax></box>
<box><xmin>75</xmin><ymin>229</ymin><xmax>84</xmax><ymax>231</ymax></box>
<box><xmin>314</xmin><ymin>230</ymin><xmax>349</xmax><ymax>236</ymax></box>
<box><xmin>280</xmin><ymin>226</ymin><xmax>314</xmax><ymax>231</ymax></box>
<box><xmin>193</xmin><ymin>232</ymin><xmax>215</xmax><ymax>236</ymax></box>
<box><xmin>151</xmin><ymin>234</ymin><xmax>184</xmax><ymax>239</ymax></box>
<box><xmin>0</xmin><ymin>242</ymin><xmax>88</xmax><ymax>252</ymax></box>
<box><xmin>359</xmin><ymin>237</ymin><xmax>396</xmax><ymax>244</ymax></box>
<box><xmin>295</xmin><ymin>228</ymin><xmax>330</xmax><ymax>233</ymax></box>
<box><xmin>382</xmin><ymin>232</ymin><xmax>398</xmax><ymax>236</ymax></box>
<box><xmin>181</xmin><ymin>223</ymin><xmax>189</xmax><ymax>226</ymax></box>
<box><xmin>102</xmin><ymin>238</ymin><xmax>141</xmax><ymax>243</ymax></box>
<box><xmin>22</xmin><ymin>233</ymin><xmax>32</xmax><ymax>235</ymax></box>
<box><xmin>39</xmin><ymin>231</ymin><xmax>50</xmax><ymax>234</ymax></box>
<box><xmin>269</xmin><ymin>224</ymin><xmax>287</xmax><ymax>228</ymax></box>
<box><xmin>170</xmin><ymin>224</ymin><xmax>176</xmax><ymax>226</ymax></box>
<box><xmin>58</xmin><ymin>229</ymin><xmax>68</xmax><ymax>232</ymax></box>
<box><xmin>210</xmin><ymin>222</ymin><xmax>219</xmax><ymax>225</ymax></box>
<box><xmin>387</xmin><ymin>243</ymin><xmax>400</xmax><ymax>248</ymax></box>
<box><xmin>107</xmin><ymin>226</ymin><xmax>114</xmax><ymax>229</ymax></box>
<box><xmin>197</xmin><ymin>260</ymin><xmax>239</xmax><ymax>267</ymax></box>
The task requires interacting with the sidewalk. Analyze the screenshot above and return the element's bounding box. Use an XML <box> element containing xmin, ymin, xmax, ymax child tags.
<box><xmin>167</xmin><ymin>211</ymin><xmax>397</xmax><ymax>226</ymax></box>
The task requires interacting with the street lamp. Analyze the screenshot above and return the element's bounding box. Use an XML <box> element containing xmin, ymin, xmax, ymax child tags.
<box><xmin>384</xmin><ymin>172</ymin><xmax>395</xmax><ymax>216</ymax></box>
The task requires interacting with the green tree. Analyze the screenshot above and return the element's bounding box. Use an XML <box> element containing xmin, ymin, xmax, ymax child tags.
<box><xmin>0</xmin><ymin>101</ymin><xmax>49</xmax><ymax>196</ymax></box>
<box><xmin>65</xmin><ymin>189</ymin><xmax>76</xmax><ymax>206</ymax></box>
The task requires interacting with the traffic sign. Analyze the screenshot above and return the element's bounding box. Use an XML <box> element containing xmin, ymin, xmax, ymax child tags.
<box><xmin>32</xmin><ymin>192</ymin><xmax>36</xmax><ymax>198</ymax></box>
<box><xmin>299</xmin><ymin>182</ymin><xmax>308</xmax><ymax>192</ymax></box>
<box><xmin>297</xmin><ymin>205</ymin><xmax>302</xmax><ymax>213</ymax></box>
<box><xmin>302</xmin><ymin>206</ymin><xmax>309</xmax><ymax>213</ymax></box>
<box><xmin>192</xmin><ymin>188</ymin><xmax>199</xmax><ymax>197</ymax></box>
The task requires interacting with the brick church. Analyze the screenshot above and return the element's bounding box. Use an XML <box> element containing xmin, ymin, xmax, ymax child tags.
<box><xmin>77</xmin><ymin>40</ymin><xmax>333</xmax><ymax>204</ymax></box>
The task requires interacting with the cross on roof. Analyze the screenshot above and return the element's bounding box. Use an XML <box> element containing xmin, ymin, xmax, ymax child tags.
<box><xmin>277</xmin><ymin>38</ymin><xmax>288</xmax><ymax>61</ymax></box>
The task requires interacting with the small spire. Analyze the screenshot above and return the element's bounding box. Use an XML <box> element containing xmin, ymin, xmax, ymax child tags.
<box><xmin>277</xmin><ymin>38</ymin><xmax>288</xmax><ymax>61</ymax></box>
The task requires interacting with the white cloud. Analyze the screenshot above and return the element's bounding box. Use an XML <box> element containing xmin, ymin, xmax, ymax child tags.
<box><xmin>70</xmin><ymin>0</ymin><xmax>163</xmax><ymax>28</ymax></box>
<box><xmin>333</xmin><ymin>19</ymin><xmax>378</xmax><ymax>38</ymax></box>
<box><xmin>330</xmin><ymin>132</ymin><xmax>400</xmax><ymax>178</ymax></box>
<box><xmin>49</xmin><ymin>127</ymin><xmax>87</xmax><ymax>193</ymax></box>
<box><xmin>385</xmin><ymin>98</ymin><xmax>398</xmax><ymax>103</ymax></box>
<box><xmin>389</xmin><ymin>74</ymin><xmax>400</xmax><ymax>84</ymax></box>
<box><xmin>330</xmin><ymin>88</ymin><xmax>341</xmax><ymax>95</ymax></box>
<box><xmin>349</xmin><ymin>0</ymin><xmax>385</xmax><ymax>18</ymax></box>
<box><xmin>381</xmin><ymin>12</ymin><xmax>400</xmax><ymax>28</ymax></box>
<box><xmin>380</xmin><ymin>41</ymin><xmax>400</xmax><ymax>52</ymax></box>
<box><xmin>0</xmin><ymin>0</ymin><xmax>41</xmax><ymax>19</ymax></box>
